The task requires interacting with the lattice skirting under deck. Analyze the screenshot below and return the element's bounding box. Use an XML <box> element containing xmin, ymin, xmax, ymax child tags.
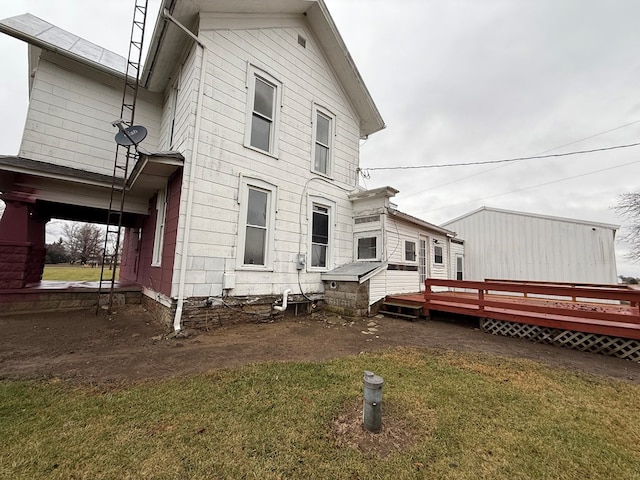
<box><xmin>480</xmin><ymin>318</ymin><xmax>640</xmax><ymax>362</ymax></box>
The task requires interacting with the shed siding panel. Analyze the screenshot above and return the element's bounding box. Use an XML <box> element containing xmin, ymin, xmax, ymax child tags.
<box><xmin>445</xmin><ymin>209</ymin><xmax>617</xmax><ymax>284</ymax></box>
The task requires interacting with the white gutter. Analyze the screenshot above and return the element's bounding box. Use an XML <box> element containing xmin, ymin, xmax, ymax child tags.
<box><xmin>163</xmin><ymin>10</ymin><xmax>207</xmax><ymax>332</ymax></box>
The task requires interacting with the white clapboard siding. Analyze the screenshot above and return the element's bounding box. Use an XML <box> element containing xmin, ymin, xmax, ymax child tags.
<box><xmin>20</xmin><ymin>53</ymin><xmax>162</xmax><ymax>176</ymax></box>
<box><xmin>170</xmin><ymin>17</ymin><xmax>362</xmax><ymax>298</ymax></box>
<box><xmin>369</xmin><ymin>270</ymin><xmax>387</xmax><ymax>306</ymax></box>
<box><xmin>443</xmin><ymin>207</ymin><xmax>618</xmax><ymax>284</ymax></box>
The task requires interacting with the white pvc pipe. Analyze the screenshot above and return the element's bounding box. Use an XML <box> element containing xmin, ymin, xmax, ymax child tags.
<box><xmin>172</xmin><ymin>27</ymin><xmax>208</xmax><ymax>332</ymax></box>
<box><xmin>273</xmin><ymin>289</ymin><xmax>293</xmax><ymax>312</ymax></box>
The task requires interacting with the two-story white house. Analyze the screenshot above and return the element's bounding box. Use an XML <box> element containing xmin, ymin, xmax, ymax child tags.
<box><xmin>0</xmin><ymin>0</ymin><xmax>390</xmax><ymax>329</ymax></box>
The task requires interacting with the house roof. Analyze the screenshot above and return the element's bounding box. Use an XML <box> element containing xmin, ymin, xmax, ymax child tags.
<box><xmin>143</xmin><ymin>0</ymin><xmax>385</xmax><ymax>137</ymax></box>
<box><xmin>390</xmin><ymin>209</ymin><xmax>457</xmax><ymax>237</ymax></box>
<box><xmin>0</xmin><ymin>13</ymin><xmax>127</xmax><ymax>77</ymax></box>
<box><xmin>321</xmin><ymin>261</ymin><xmax>386</xmax><ymax>283</ymax></box>
<box><xmin>442</xmin><ymin>206</ymin><xmax>620</xmax><ymax>231</ymax></box>
<box><xmin>1</xmin><ymin>2</ymin><xmax>385</xmax><ymax>138</ymax></box>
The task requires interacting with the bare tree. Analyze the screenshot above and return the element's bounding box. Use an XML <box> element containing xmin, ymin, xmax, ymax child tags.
<box><xmin>62</xmin><ymin>222</ymin><xmax>104</xmax><ymax>265</ymax></box>
<box><xmin>615</xmin><ymin>192</ymin><xmax>640</xmax><ymax>261</ymax></box>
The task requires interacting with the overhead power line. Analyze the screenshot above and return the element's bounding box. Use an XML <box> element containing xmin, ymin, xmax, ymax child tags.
<box><xmin>416</xmin><ymin>158</ymin><xmax>640</xmax><ymax>215</ymax></box>
<box><xmin>361</xmin><ymin>140</ymin><xmax>640</xmax><ymax>172</ymax></box>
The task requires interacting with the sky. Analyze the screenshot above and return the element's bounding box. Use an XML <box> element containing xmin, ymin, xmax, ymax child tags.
<box><xmin>1</xmin><ymin>0</ymin><xmax>639</xmax><ymax>277</ymax></box>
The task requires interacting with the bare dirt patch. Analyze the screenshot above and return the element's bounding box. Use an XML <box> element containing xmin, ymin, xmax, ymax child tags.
<box><xmin>1</xmin><ymin>306</ymin><xmax>639</xmax><ymax>385</ymax></box>
<box><xmin>332</xmin><ymin>398</ymin><xmax>418</xmax><ymax>458</ymax></box>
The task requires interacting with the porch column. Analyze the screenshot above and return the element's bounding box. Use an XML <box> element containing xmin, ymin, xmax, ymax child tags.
<box><xmin>0</xmin><ymin>193</ymin><xmax>48</xmax><ymax>288</ymax></box>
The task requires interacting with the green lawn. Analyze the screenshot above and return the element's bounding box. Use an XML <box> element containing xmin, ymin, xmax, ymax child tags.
<box><xmin>42</xmin><ymin>264</ymin><xmax>119</xmax><ymax>281</ymax></box>
<box><xmin>1</xmin><ymin>349</ymin><xmax>639</xmax><ymax>479</ymax></box>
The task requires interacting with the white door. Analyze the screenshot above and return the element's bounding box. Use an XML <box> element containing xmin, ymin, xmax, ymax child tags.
<box><xmin>419</xmin><ymin>236</ymin><xmax>428</xmax><ymax>290</ymax></box>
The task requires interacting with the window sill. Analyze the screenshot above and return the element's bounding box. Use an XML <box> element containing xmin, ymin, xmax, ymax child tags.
<box><xmin>151</xmin><ymin>262</ymin><xmax>162</xmax><ymax>268</ymax></box>
<box><xmin>311</xmin><ymin>170</ymin><xmax>334</xmax><ymax>181</ymax></box>
<box><xmin>244</xmin><ymin>143</ymin><xmax>279</xmax><ymax>160</ymax></box>
<box><xmin>236</xmin><ymin>265</ymin><xmax>274</xmax><ymax>272</ymax></box>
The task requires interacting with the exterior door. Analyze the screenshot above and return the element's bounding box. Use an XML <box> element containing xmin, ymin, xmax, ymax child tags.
<box><xmin>419</xmin><ymin>236</ymin><xmax>428</xmax><ymax>290</ymax></box>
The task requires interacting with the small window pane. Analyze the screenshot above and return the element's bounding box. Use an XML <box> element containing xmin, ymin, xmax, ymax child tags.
<box><xmin>456</xmin><ymin>256</ymin><xmax>463</xmax><ymax>280</ymax></box>
<box><xmin>358</xmin><ymin>237</ymin><xmax>377</xmax><ymax>259</ymax></box>
<box><xmin>314</xmin><ymin>145</ymin><xmax>328</xmax><ymax>174</ymax></box>
<box><xmin>254</xmin><ymin>78</ymin><xmax>274</xmax><ymax>119</ymax></box>
<box><xmin>244</xmin><ymin>226</ymin><xmax>266</xmax><ymax>265</ymax></box>
<box><xmin>312</xmin><ymin>244</ymin><xmax>327</xmax><ymax>268</ymax></box>
<box><xmin>251</xmin><ymin>114</ymin><xmax>271</xmax><ymax>151</ymax></box>
<box><xmin>405</xmin><ymin>241</ymin><xmax>416</xmax><ymax>261</ymax></box>
<box><xmin>312</xmin><ymin>211</ymin><xmax>329</xmax><ymax>244</ymax></box>
<box><xmin>247</xmin><ymin>188</ymin><xmax>267</xmax><ymax>227</ymax></box>
<box><xmin>316</xmin><ymin>113</ymin><xmax>330</xmax><ymax>145</ymax></box>
<box><xmin>434</xmin><ymin>245</ymin><xmax>443</xmax><ymax>264</ymax></box>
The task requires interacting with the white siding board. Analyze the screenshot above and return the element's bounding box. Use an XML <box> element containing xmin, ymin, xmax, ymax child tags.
<box><xmin>164</xmin><ymin>15</ymin><xmax>363</xmax><ymax>298</ymax></box>
<box><xmin>445</xmin><ymin>209</ymin><xmax>617</xmax><ymax>284</ymax></box>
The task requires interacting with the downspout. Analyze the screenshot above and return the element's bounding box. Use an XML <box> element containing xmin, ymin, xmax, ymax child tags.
<box><xmin>162</xmin><ymin>10</ymin><xmax>208</xmax><ymax>332</ymax></box>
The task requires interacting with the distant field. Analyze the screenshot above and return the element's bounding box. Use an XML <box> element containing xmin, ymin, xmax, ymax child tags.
<box><xmin>42</xmin><ymin>264</ymin><xmax>119</xmax><ymax>282</ymax></box>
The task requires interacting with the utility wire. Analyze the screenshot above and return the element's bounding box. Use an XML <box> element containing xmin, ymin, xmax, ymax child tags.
<box><xmin>416</xmin><ymin>159</ymin><xmax>640</xmax><ymax>215</ymax></box>
<box><xmin>399</xmin><ymin>118</ymin><xmax>640</xmax><ymax>199</ymax></box>
<box><xmin>362</xmin><ymin>140</ymin><xmax>640</xmax><ymax>171</ymax></box>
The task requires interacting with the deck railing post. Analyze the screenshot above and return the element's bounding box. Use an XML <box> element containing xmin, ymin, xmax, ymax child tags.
<box><xmin>479</xmin><ymin>287</ymin><xmax>485</xmax><ymax>315</ymax></box>
<box><xmin>424</xmin><ymin>281</ymin><xmax>431</xmax><ymax>317</ymax></box>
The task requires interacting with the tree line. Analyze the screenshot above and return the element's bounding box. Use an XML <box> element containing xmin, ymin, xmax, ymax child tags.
<box><xmin>46</xmin><ymin>223</ymin><xmax>106</xmax><ymax>265</ymax></box>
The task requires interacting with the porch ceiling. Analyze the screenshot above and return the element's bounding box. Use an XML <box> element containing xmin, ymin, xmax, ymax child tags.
<box><xmin>0</xmin><ymin>154</ymin><xmax>183</xmax><ymax>217</ymax></box>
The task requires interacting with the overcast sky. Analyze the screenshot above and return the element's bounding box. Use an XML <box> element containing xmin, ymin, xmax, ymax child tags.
<box><xmin>1</xmin><ymin>0</ymin><xmax>639</xmax><ymax>276</ymax></box>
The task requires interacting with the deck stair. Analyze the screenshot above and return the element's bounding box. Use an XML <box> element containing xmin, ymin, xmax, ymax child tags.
<box><xmin>380</xmin><ymin>300</ymin><xmax>422</xmax><ymax>320</ymax></box>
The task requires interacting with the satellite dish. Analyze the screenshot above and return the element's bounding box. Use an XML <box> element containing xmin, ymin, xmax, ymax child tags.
<box><xmin>114</xmin><ymin>125</ymin><xmax>148</xmax><ymax>146</ymax></box>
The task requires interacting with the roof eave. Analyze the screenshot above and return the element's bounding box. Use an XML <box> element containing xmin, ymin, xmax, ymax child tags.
<box><xmin>0</xmin><ymin>16</ymin><xmax>126</xmax><ymax>80</ymax></box>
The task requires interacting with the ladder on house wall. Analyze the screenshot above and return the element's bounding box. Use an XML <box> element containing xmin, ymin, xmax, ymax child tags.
<box><xmin>97</xmin><ymin>0</ymin><xmax>149</xmax><ymax>315</ymax></box>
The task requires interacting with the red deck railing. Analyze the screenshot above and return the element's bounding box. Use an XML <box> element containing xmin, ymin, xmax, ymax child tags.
<box><xmin>424</xmin><ymin>279</ymin><xmax>640</xmax><ymax>340</ymax></box>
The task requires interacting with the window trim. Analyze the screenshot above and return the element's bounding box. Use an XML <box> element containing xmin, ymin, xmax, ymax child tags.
<box><xmin>244</xmin><ymin>64</ymin><xmax>282</xmax><ymax>158</ymax></box>
<box><xmin>355</xmin><ymin>232</ymin><xmax>381</xmax><ymax>261</ymax></box>
<box><xmin>311</xmin><ymin>104</ymin><xmax>335</xmax><ymax>177</ymax></box>
<box><xmin>307</xmin><ymin>196</ymin><xmax>335</xmax><ymax>272</ymax></box>
<box><xmin>404</xmin><ymin>240</ymin><xmax>417</xmax><ymax>262</ymax></box>
<box><xmin>151</xmin><ymin>186</ymin><xmax>167</xmax><ymax>267</ymax></box>
<box><xmin>237</xmin><ymin>177</ymin><xmax>277</xmax><ymax>271</ymax></box>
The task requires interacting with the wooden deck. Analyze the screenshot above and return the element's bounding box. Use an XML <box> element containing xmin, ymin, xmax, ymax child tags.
<box><xmin>386</xmin><ymin>279</ymin><xmax>640</xmax><ymax>341</ymax></box>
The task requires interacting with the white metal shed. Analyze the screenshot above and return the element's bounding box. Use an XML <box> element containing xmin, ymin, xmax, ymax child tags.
<box><xmin>442</xmin><ymin>206</ymin><xmax>619</xmax><ymax>284</ymax></box>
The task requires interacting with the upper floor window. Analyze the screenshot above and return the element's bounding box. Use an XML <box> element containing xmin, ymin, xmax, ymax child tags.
<box><xmin>312</xmin><ymin>105</ymin><xmax>335</xmax><ymax>176</ymax></box>
<box><xmin>405</xmin><ymin>241</ymin><xmax>416</xmax><ymax>262</ymax></box>
<box><xmin>238</xmin><ymin>178</ymin><xmax>277</xmax><ymax>270</ymax></box>
<box><xmin>245</xmin><ymin>65</ymin><xmax>282</xmax><ymax>156</ymax></box>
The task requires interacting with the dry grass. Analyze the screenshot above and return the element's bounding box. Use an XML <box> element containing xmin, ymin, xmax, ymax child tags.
<box><xmin>42</xmin><ymin>264</ymin><xmax>119</xmax><ymax>281</ymax></box>
<box><xmin>1</xmin><ymin>348</ymin><xmax>640</xmax><ymax>479</ymax></box>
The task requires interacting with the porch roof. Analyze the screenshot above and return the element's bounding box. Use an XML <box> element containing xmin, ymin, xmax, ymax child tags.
<box><xmin>321</xmin><ymin>261</ymin><xmax>386</xmax><ymax>283</ymax></box>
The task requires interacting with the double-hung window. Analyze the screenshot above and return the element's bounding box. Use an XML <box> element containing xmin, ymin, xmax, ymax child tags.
<box><xmin>405</xmin><ymin>241</ymin><xmax>416</xmax><ymax>262</ymax></box>
<box><xmin>238</xmin><ymin>178</ymin><xmax>277</xmax><ymax>269</ymax></box>
<box><xmin>434</xmin><ymin>245</ymin><xmax>443</xmax><ymax>264</ymax></box>
<box><xmin>312</xmin><ymin>105</ymin><xmax>334</xmax><ymax>176</ymax></box>
<box><xmin>245</xmin><ymin>65</ymin><xmax>281</xmax><ymax>156</ymax></box>
<box><xmin>309</xmin><ymin>198</ymin><xmax>334</xmax><ymax>270</ymax></box>
<box><xmin>311</xmin><ymin>204</ymin><xmax>329</xmax><ymax>268</ymax></box>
